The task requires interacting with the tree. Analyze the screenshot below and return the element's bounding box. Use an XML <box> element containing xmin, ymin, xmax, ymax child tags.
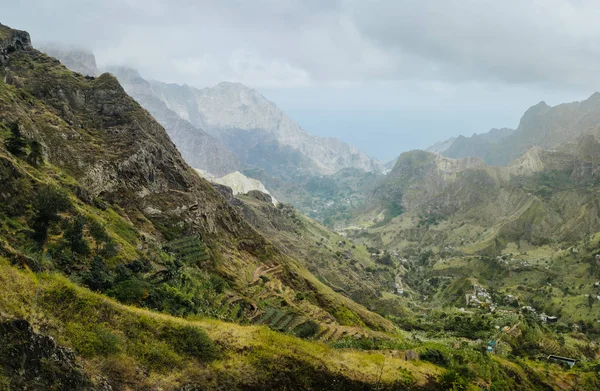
<box><xmin>31</xmin><ymin>185</ymin><xmax>72</xmax><ymax>243</ymax></box>
<box><xmin>5</xmin><ymin>122</ymin><xmax>27</xmax><ymax>156</ymax></box>
<box><xmin>63</xmin><ymin>215</ymin><xmax>90</xmax><ymax>256</ymax></box>
<box><xmin>27</xmin><ymin>140</ymin><xmax>43</xmax><ymax>167</ymax></box>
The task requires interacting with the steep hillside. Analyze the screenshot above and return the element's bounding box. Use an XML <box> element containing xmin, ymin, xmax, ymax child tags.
<box><xmin>217</xmin><ymin>189</ymin><xmax>409</xmax><ymax>319</ymax></box>
<box><xmin>442</xmin><ymin>94</ymin><xmax>600</xmax><ymax>165</ymax></box>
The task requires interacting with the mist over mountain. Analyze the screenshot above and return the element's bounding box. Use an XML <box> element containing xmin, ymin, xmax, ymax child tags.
<box><xmin>148</xmin><ymin>79</ymin><xmax>384</xmax><ymax>176</ymax></box>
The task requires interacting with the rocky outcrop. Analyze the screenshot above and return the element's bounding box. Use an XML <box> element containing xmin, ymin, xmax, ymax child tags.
<box><xmin>0</xmin><ymin>319</ymin><xmax>104</xmax><ymax>390</ymax></box>
<box><xmin>0</xmin><ymin>23</ymin><xmax>32</xmax><ymax>64</ymax></box>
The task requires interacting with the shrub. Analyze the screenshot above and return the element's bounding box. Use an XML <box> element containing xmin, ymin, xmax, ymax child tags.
<box><xmin>83</xmin><ymin>256</ymin><xmax>113</xmax><ymax>292</ymax></box>
<box><xmin>438</xmin><ymin>369</ymin><xmax>468</xmax><ymax>391</ymax></box>
<box><xmin>161</xmin><ymin>324</ymin><xmax>218</xmax><ymax>362</ymax></box>
<box><xmin>107</xmin><ymin>277</ymin><xmax>150</xmax><ymax>304</ymax></box>
<box><xmin>31</xmin><ymin>185</ymin><xmax>72</xmax><ymax>243</ymax></box>
<box><xmin>421</xmin><ymin>348</ymin><xmax>448</xmax><ymax>366</ymax></box>
<box><xmin>293</xmin><ymin>320</ymin><xmax>319</xmax><ymax>339</ymax></box>
<box><xmin>5</xmin><ymin>122</ymin><xmax>27</xmax><ymax>156</ymax></box>
<box><xmin>27</xmin><ymin>140</ymin><xmax>43</xmax><ymax>167</ymax></box>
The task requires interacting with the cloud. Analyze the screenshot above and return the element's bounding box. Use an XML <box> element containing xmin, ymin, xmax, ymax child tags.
<box><xmin>3</xmin><ymin>0</ymin><xmax>600</xmax><ymax>90</ymax></box>
<box><xmin>348</xmin><ymin>0</ymin><xmax>600</xmax><ymax>88</ymax></box>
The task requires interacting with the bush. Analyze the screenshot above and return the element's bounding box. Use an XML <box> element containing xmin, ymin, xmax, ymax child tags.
<box><xmin>421</xmin><ymin>348</ymin><xmax>448</xmax><ymax>366</ymax></box>
<box><xmin>161</xmin><ymin>324</ymin><xmax>218</xmax><ymax>362</ymax></box>
<box><xmin>107</xmin><ymin>277</ymin><xmax>150</xmax><ymax>304</ymax></box>
<box><xmin>438</xmin><ymin>369</ymin><xmax>468</xmax><ymax>391</ymax></box>
<box><xmin>31</xmin><ymin>185</ymin><xmax>72</xmax><ymax>243</ymax></box>
<box><xmin>293</xmin><ymin>320</ymin><xmax>319</xmax><ymax>339</ymax></box>
<box><xmin>27</xmin><ymin>140</ymin><xmax>43</xmax><ymax>167</ymax></box>
<box><xmin>82</xmin><ymin>256</ymin><xmax>113</xmax><ymax>292</ymax></box>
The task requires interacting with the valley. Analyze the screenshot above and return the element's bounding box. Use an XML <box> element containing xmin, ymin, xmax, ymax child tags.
<box><xmin>1</xmin><ymin>18</ymin><xmax>600</xmax><ymax>391</ymax></box>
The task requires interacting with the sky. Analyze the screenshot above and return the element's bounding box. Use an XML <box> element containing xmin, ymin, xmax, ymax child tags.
<box><xmin>2</xmin><ymin>0</ymin><xmax>600</xmax><ymax>161</ymax></box>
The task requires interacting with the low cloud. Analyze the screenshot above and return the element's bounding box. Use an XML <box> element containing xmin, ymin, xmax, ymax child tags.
<box><xmin>4</xmin><ymin>0</ymin><xmax>600</xmax><ymax>89</ymax></box>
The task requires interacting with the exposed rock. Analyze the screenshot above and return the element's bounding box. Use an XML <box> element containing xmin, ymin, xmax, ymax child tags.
<box><xmin>201</xmin><ymin>170</ymin><xmax>277</xmax><ymax>205</ymax></box>
<box><xmin>0</xmin><ymin>23</ymin><xmax>32</xmax><ymax>64</ymax></box>
<box><xmin>0</xmin><ymin>319</ymin><xmax>106</xmax><ymax>390</ymax></box>
<box><xmin>246</xmin><ymin>189</ymin><xmax>273</xmax><ymax>204</ymax></box>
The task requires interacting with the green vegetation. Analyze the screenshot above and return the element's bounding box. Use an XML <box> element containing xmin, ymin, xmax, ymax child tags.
<box><xmin>2</xmin><ymin>22</ymin><xmax>600</xmax><ymax>390</ymax></box>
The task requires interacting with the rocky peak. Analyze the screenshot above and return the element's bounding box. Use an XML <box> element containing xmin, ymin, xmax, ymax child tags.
<box><xmin>580</xmin><ymin>91</ymin><xmax>600</xmax><ymax>110</ymax></box>
<box><xmin>0</xmin><ymin>23</ymin><xmax>32</xmax><ymax>63</ymax></box>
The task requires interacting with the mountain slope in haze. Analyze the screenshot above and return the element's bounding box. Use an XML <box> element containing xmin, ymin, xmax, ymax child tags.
<box><xmin>424</xmin><ymin>136</ymin><xmax>457</xmax><ymax>154</ymax></box>
<box><xmin>442</xmin><ymin>94</ymin><xmax>600</xmax><ymax>165</ymax></box>
<box><xmin>149</xmin><ymin>80</ymin><xmax>384</xmax><ymax>177</ymax></box>
<box><xmin>37</xmin><ymin>46</ymin><xmax>239</xmax><ymax>176</ymax></box>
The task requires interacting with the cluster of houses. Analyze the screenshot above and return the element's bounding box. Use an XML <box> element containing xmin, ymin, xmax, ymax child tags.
<box><xmin>521</xmin><ymin>305</ymin><xmax>558</xmax><ymax>323</ymax></box>
<box><xmin>465</xmin><ymin>284</ymin><xmax>495</xmax><ymax>311</ymax></box>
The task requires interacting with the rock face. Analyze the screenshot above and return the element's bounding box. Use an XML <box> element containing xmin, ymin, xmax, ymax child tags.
<box><xmin>37</xmin><ymin>44</ymin><xmax>100</xmax><ymax>76</ymax></box>
<box><xmin>441</xmin><ymin>94</ymin><xmax>600</xmax><ymax>165</ymax></box>
<box><xmin>0</xmin><ymin>23</ymin><xmax>32</xmax><ymax>63</ymax></box>
<box><xmin>0</xmin><ymin>319</ymin><xmax>101</xmax><ymax>390</ymax></box>
<box><xmin>148</xmin><ymin>80</ymin><xmax>384</xmax><ymax>177</ymax></box>
<box><xmin>108</xmin><ymin>67</ymin><xmax>240</xmax><ymax>176</ymax></box>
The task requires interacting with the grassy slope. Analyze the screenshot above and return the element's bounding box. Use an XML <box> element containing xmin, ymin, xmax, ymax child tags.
<box><xmin>0</xmin><ymin>257</ymin><xmax>440</xmax><ymax>390</ymax></box>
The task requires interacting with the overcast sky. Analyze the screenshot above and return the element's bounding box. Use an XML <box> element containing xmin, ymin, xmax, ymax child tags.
<box><xmin>3</xmin><ymin>0</ymin><xmax>600</xmax><ymax>161</ymax></box>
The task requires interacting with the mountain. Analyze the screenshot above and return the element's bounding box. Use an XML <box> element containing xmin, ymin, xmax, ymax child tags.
<box><xmin>107</xmin><ymin>66</ymin><xmax>240</xmax><ymax>176</ymax></box>
<box><xmin>424</xmin><ymin>136</ymin><xmax>457</xmax><ymax>154</ymax></box>
<box><xmin>359</xmin><ymin>138</ymin><xmax>600</xmax><ymax>252</ymax></box>
<box><xmin>148</xmin><ymin>80</ymin><xmax>384</xmax><ymax>177</ymax></box>
<box><xmin>441</xmin><ymin>94</ymin><xmax>600</xmax><ymax>165</ymax></box>
<box><xmin>4</xmin><ymin>22</ymin><xmax>600</xmax><ymax>390</ymax></box>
